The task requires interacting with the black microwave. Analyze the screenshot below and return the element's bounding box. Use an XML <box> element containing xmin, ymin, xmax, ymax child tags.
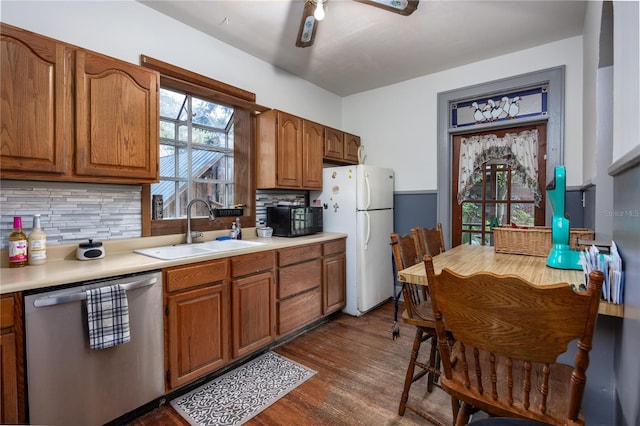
<box><xmin>266</xmin><ymin>207</ymin><xmax>323</xmax><ymax>237</ymax></box>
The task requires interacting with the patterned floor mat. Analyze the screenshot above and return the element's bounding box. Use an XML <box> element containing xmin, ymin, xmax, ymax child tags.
<box><xmin>171</xmin><ymin>352</ymin><xmax>316</xmax><ymax>425</ymax></box>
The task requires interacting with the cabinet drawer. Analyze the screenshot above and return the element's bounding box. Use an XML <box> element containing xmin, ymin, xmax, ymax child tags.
<box><xmin>278</xmin><ymin>244</ymin><xmax>322</xmax><ymax>267</ymax></box>
<box><xmin>278</xmin><ymin>259</ymin><xmax>322</xmax><ymax>299</ymax></box>
<box><xmin>323</xmin><ymin>238</ymin><xmax>346</xmax><ymax>256</ymax></box>
<box><xmin>277</xmin><ymin>287</ymin><xmax>322</xmax><ymax>336</ymax></box>
<box><xmin>166</xmin><ymin>259</ymin><xmax>227</xmax><ymax>292</ymax></box>
<box><xmin>1</xmin><ymin>296</ymin><xmax>14</xmax><ymax>329</ymax></box>
<box><xmin>231</xmin><ymin>251</ymin><xmax>275</xmax><ymax>278</ymax></box>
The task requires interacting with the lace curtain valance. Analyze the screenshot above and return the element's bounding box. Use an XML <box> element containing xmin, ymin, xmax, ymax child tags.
<box><xmin>457</xmin><ymin>129</ymin><xmax>542</xmax><ymax>206</ymax></box>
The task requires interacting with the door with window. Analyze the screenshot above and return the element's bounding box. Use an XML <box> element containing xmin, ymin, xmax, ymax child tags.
<box><xmin>452</xmin><ymin>124</ymin><xmax>546</xmax><ymax>247</ymax></box>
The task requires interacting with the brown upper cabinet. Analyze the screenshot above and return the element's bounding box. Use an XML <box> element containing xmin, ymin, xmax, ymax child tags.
<box><xmin>0</xmin><ymin>24</ymin><xmax>159</xmax><ymax>183</ymax></box>
<box><xmin>301</xmin><ymin>120</ymin><xmax>324</xmax><ymax>189</ymax></box>
<box><xmin>324</xmin><ymin>127</ymin><xmax>360</xmax><ymax>165</ymax></box>
<box><xmin>343</xmin><ymin>132</ymin><xmax>361</xmax><ymax>164</ymax></box>
<box><xmin>1</xmin><ymin>24</ymin><xmax>71</xmax><ymax>177</ymax></box>
<box><xmin>324</xmin><ymin>127</ymin><xmax>344</xmax><ymax>161</ymax></box>
<box><xmin>256</xmin><ymin>109</ymin><xmax>323</xmax><ymax>190</ymax></box>
<box><xmin>256</xmin><ymin>109</ymin><xmax>361</xmax><ymax>190</ymax></box>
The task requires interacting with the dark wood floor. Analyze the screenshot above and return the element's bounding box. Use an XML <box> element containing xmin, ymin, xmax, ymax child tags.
<box><xmin>126</xmin><ymin>300</ymin><xmax>453</xmax><ymax>426</ymax></box>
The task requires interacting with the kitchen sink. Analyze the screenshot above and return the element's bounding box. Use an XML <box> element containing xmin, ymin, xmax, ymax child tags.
<box><xmin>134</xmin><ymin>239</ymin><xmax>266</xmax><ymax>260</ymax></box>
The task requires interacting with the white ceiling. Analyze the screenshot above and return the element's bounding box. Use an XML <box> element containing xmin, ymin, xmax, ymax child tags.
<box><xmin>139</xmin><ymin>0</ymin><xmax>587</xmax><ymax>97</ymax></box>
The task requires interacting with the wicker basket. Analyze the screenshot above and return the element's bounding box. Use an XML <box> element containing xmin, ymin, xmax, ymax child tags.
<box><xmin>493</xmin><ymin>226</ymin><xmax>594</xmax><ymax>257</ymax></box>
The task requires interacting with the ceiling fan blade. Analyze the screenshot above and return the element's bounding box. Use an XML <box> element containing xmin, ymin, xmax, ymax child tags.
<box><xmin>354</xmin><ymin>0</ymin><xmax>419</xmax><ymax>16</ymax></box>
<box><xmin>296</xmin><ymin>1</ymin><xmax>320</xmax><ymax>48</ymax></box>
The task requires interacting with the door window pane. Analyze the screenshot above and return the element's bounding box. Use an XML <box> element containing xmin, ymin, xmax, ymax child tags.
<box><xmin>462</xmin><ymin>203</ymin><xmax>483</xmax><ymax>232</ymax></box>
<box><xmin>458</xmin><ymin>162</ymin><xmax>538</xmax><ymax>246</ymax></box>
<box><xmin>511</xmin><ymin>173</ymin><xmax>535</xmax><ymax>200</ymax></box>
<box><xmin>511</xmin><ymin>203</ymin><xmax>535</xmax><ymax>227</ymax></box>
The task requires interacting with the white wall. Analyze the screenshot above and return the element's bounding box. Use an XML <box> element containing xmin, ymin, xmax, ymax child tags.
<box><xmin>582</xmin><ymin>1</ymin><xmax>602</xmax><ymax>183</ymax></box>
<box><xmin>0</xmin><ymin>0</ymin><xmax>343</xmax><ymax>129</ymax></box>
<box><xmin>612</xmin><ymin>1</ymin><xmax>640</xmax><ymax>163</ymax></box>
<box><xmin>343</xmin><ymin>37</ymin><xmax>584</xmax><ymax>191</ymax></box>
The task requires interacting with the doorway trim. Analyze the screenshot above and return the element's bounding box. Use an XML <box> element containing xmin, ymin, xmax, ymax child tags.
<box><xmin>437</xmin><ymin>66</ymin><xmax>565</xmax><ymax>247</ymax></box>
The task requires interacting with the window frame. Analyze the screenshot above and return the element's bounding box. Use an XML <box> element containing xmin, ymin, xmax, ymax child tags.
<box><xmin>156</xmin><ymin>87</ymin><xmax>236</xmax><ymax>219</ymax></box>
<box><xmin>140</xmin><ymin>55</ymin><xmax>269</xmax><ymax>237</ymax></box>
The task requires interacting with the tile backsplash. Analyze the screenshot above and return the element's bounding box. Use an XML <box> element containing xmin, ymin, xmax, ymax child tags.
<box><xmin>255</xmin><ymin>190</ymin><xmax>308</xmax><ymax>226</ymax></box>
<box><xmin>0</xmin><ymin>180</ymin><xmax>141</xmax><ymax>250</ymax></box>
<box><xmin>0</xmin><ymin>182</ymin><xmax>312</xmax><ymax>250</ymax></box>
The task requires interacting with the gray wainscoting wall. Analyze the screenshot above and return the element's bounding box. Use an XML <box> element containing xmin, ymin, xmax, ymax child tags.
<box><xmin>393</xmin><ymin>189</ymin><xmax>585</xmax><ymax>242</ymax></box>
<box><xmin>393</xmin><ymin>191</ymin><xmax>438</xmax><ymax>237</ymax></box>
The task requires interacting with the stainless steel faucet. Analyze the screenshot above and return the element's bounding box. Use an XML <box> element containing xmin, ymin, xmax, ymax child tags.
<box><xmin>186</xmin><ymin>198</ymin><xmax>216</xmax><ymax>244</ymax></box>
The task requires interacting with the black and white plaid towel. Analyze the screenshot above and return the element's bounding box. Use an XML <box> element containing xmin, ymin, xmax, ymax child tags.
<box><xmin>86</xmin><ymin>284</ymin><xmax>131</xmax><ymax>350</ymax></box>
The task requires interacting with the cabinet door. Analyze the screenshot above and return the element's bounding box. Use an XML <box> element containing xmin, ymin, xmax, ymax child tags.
<box><xmin>324</xmin><ymin>127</ymin><xmax>344</xmax><ymax>161</ymax></box>
<box><xmin>75</xmin><ymin>49</ymin><xmax>159</xmax><ymax>182</ymax></box>
<box><xmin>0</xmin><ymin>25</ymin><xmax>71</xmax><ymax>178</ymax></box>
<box><xmin>0</xmin><ymin>293</ymin><xmax>23</xmax><ymax>424</ymax></box>
<box><xmin>323</xmin><ymin>240</ymin><xmax>346</xmax><ymax>314</ymax></box>
<box><xmin>276</xmin><ymin>111</ymin><xmax>303</xmax><ymax>188</ymax></box>
<box><xmin>344</xmin><ymin>133</ymin><xmax>361</xmax><ymax>164</ymax></box>
<box><xmin>232</xmin><ymin>271</ymin><xmax>275</xmax><ymax>358</ymax></box>
<box><xmin>302</xmin><ymin>120</ymin><xmax>324</xmax><ymax>189</ymax></box>
<box><xmin>167</xmin><ymin>284</ymin><xmax>228</xmax><ymax>389</ymax></box>
<box><xmin>0</xmin><ymin>332</ymin><xmax>18</xmax><ymax>424</ymax></box>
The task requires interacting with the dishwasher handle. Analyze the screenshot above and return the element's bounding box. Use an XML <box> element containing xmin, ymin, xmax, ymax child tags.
<box><xmin>33</xmin><ymin>276</ymin><xmax>159</xmax><ymax>308</ymax></box>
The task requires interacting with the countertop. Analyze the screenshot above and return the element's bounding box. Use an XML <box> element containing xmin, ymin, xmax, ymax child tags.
<box><xmin>0</xmin><ymin>229</ymin><xmax>347</xmax><ymax>294</ymax></box>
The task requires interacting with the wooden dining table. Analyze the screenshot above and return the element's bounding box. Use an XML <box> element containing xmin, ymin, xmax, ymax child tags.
<box><xmin>397</xmin><ymin>244</ymin><xmax>623</xmax><ymax>317</ymax></box>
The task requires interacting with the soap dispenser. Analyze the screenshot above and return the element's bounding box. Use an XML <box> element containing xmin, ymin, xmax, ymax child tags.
<box><xmin>235</xmin><ymin>217</ymin><xmax>242</xmax><ymax>240</ymax></box>
<box><xmin>230</xmin><ymin>222</ymin><xmax>238</xmax><ymax>240</ymax></box>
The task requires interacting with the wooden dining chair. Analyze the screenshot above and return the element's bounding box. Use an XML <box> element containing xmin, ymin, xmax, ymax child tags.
<box><xmin>390</xmin><ymin>233</ymin><xmax>445</xmax><ymax>425</ymax></box>
<box><xmin>411</xmin><ymin>223</ymin><xmax>446</xmax><ymax>258</ymax></box>
<box><xmin>423</xmin><ymin>254</ymin><xmax>605</xmax><ymax>426</ymax></box>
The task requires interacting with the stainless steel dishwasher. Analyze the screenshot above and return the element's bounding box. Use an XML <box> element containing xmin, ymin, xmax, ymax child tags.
<box><xmin>24</xmin><ymin>271</ymin><xmax>164</xmax><ymax>426</ymax></box>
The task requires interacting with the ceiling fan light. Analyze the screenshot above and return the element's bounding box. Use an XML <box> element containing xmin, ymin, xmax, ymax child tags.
<box><xmin>371</xmin><ymin>0</ymin><xmax>408</xmax><ymax>10</ymax></box>
<box><xmin>314</xmin><ymin>0</ymin><xmax>325</xmax><ymax>21</ymax></box>
<box><xmin>354</xmin><ymin>0</ymin><xmax>418</xmax><ymax>15</ymax></box>
<box><xmin>300</xmin><ymin>16</ymin><xmax>315</xmax><ymax>43</ymax></box>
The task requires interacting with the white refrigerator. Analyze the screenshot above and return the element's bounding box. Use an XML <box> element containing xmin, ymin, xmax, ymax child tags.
<box><xmin>311</xmin><ymin>165</ymin><xmax>395</xmax><ymax>316</ymax></box>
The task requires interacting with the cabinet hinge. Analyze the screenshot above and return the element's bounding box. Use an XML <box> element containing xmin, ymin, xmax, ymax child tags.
<box><xmin>165</xmin><ymin>305</ymin><xmax>169</xmax><ymax>316</ymax></box>
<box><xmin>166</xmin><ymin>370</ymin><xmax>170</xmax><ymax>382</ymax></box>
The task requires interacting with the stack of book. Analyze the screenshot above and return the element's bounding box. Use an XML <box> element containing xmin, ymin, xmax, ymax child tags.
<box><xmin>580</xmin><ymin>242</ymin><xmax>624</xmax><ymax>304</ymax></box>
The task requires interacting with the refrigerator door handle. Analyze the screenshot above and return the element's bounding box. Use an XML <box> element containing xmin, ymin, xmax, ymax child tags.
<box><xmin>364</xmin><ymin>174</ymin><xmax>371</xmax><ymax>210</ymax></box>
<box><xmin>364</xmin><ymin>211</ymin><xmax>371</xmax><ymax>249</ymax></box>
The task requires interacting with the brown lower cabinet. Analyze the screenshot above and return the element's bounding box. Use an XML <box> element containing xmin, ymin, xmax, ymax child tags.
<box><xmin>164</xmin><ymin>238</ymin><xmax>346</xmax><ymax>391</ymax></box>
<box><xmin>0</xmin><ymin>293</ymin><xmax>25</xmax><ymax>424</ymax></box>
<box><xmin>165</xmin><ymin>260</ymin><xmax>229</xmax><ymax>390</ymax></box>
<box><xmin>230</xmin><ymin>251</ymin><xmax>276</xmax><ymax>358</ymax></box>
<box><xmin>276</xmin><ymin>244</ymin><xmax>323</xmax><ymax>336</ymax></box>
<box><xmin>323</xmin><ymin>239</ymin><xmax>347</xmax><ymax>314</ymax></box>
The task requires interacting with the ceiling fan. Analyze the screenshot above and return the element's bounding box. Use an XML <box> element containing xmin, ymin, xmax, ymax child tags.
<box><xmin>296</xmin><ymin>0</ymin><xmax>419</xmax><ymax>48</ymax></box>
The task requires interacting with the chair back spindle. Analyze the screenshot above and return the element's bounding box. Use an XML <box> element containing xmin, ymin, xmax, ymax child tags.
<box><xmin>412</xmin><ymin>223</ymin><xmax>446</xmax><ymax>258</ymax></box>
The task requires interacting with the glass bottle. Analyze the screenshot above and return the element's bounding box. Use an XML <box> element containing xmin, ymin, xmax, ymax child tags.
<box><xmin>235</xmin><ymin>217</ymin><xmax>242</xmax><ymax>240</ymax></box>
<box><xmin>28</xmin><ymin>214</ymin><xmax>47</xmax><ymax>265</ymax></box>
<box><xmin>9</xmin><ymin>216</ymin><xmax>28</xmax><ymax>268</ymax></box>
